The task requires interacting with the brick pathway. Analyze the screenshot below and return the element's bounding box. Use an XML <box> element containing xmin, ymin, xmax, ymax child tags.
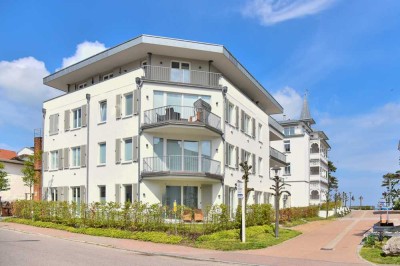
<box><xmin>1</xmin><ymin>210</ymin><xmax>397</xmax><ymax>266</ymax></box>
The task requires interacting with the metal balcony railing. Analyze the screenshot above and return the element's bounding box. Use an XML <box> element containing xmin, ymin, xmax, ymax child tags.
<box><xmin>269</xmin><ymin>147</ymin><xmax>286</xmax><ymax>163</ymax></box>
<box><xmin>142</xmin><ymin>155</ymin><xmax>221</xmax><ymax>176</ymax></box>
<box><xmin>143</xmin><ymin>105</ymin><xmax>221</xmax><ymax>131</ymax></box>
<box><xmin>143</xmin><ymin>65</ymin><xmax>221</xmax><ymax>88</ymax></box>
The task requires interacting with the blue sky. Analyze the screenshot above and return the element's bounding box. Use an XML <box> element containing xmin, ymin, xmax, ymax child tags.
<box><xmin>1</xmin><ymin>0</ymin><xmax>400</xmax><ymax>206</ymax></box>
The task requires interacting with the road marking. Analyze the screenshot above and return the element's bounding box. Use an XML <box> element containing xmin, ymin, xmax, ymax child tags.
<box><xmin>321</xmin><ymin>211</ymin><xmax>367</xmax><ymax>251</ymax></box>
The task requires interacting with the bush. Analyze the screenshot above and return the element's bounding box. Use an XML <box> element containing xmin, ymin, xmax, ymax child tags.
<box><xmin>279</xmin><ymin>206</ymin><xmax>319</xmax><ymax>223</ymax></box>
<box><xmin>320</xmin><ymin>201</ymin><xmax>342</xmax><ymax>210</ymax></box>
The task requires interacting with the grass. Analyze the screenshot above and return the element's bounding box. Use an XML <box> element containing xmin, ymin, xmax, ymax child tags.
<box><xmin>282</xmin><ymin>216</ymin><xmax>335</xmax><ymax>227</ymax></box>
<box><xmin>195</xmin><ymin>225</ymin><xmax>301</xmax><ymax>250</ymax></box>
<box><xmin>360</xmin><ymin>245</ymin><xmax>400</xmax><ymax>265</ymax></box>
<box><xmin>4</xmin><ymin>218</ymin><xmax>301</xmax><ymax>251</ymax></box>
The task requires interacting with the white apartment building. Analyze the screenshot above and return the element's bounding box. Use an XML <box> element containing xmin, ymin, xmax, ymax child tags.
<box><xmin>273</xmin><ymin>95</ymin><xmax>330</xmax><ymax>207</ymax></box>
<box><xmin>41</xmin><ymin>35</ymin><xmax>287</xmax><ymax>214</ymax></box>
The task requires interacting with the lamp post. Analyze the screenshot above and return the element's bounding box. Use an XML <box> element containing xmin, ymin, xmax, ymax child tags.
<box><xmin>349</xmin><ymin>192</ymin><xmax>352</xmax><ymax>209</ymax></box>
<box><xmin>271</xmin><ymin>166</ymin><xmax>290</xmax><ymax>238</ymax></box>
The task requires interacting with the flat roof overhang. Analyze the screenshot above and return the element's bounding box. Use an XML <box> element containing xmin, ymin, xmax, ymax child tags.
<box><xmin>43</xmin><ymin>35</ymin><xmax>283</xmax><ymax>115</ymax></box>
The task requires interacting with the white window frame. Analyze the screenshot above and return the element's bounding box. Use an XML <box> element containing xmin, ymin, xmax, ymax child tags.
<box><xmin>99</xmin><ymin>100</ymin><xmax>107</xmax><ymax>123</ymax></box>
<box><xmin>50</xmin><ymin>150</ymin><xmax>58</xmax><ymax>170</ymax></box>
<box><xmin>102</xmin><ymin>72</ymin><xmax>114</xmax><ymax>81</ymax></box>
<box><xmin>50</xmin><ymin>188</ymin><xmax>58</xmax><ymax>201</ymax></box>
<box><xmin>71</xmin><ymin>146</ymin><xmax>81</xmax><ymax>168</ymax></box>
<box><xmin>72</xmin><ymin>108</ymin><xmax>82</xmax><ymax>129</ymax></box>
<box><xmin>244</xmin><ymin>114</ymin><xmax>251</xmax><ymax>135</ymax></box>
<box><xmin>228</xmin><ymin>144</ymin><xmax>235</xmax><ymax>167</ymax></box>
<box><xmin>258</xmin><ymin>123</ymin><xmax>262</xmax><ymax>143</ymax></box>
<box><xmin>284</xmin><ymin>164</ymin><xmax>291</xmax><ymax>176</ymax></box>
<box><xmin>123</xmin><ymin>138</ymin><xmax>133</xmax><ymax>162</ymax></box>
<box><xmin>99</xmin><ymin>142</ymin><xmax>106</xmax><ymax>165</ymax></box>
<box><xmin>258</xmin><ymin>157</ymin><xmax>263</xmax><ymax>177</ymax></box>
<box><xmin>284</xmin><ymin>126</ymin><xmax>295</xmax><ymax>136</ymax></box>
<box><xmin>99</xmin><ymin>186</ymin><xmax>106</xmax><ymax>203</ymax></box>
<box><xmin>284</xmin><ymin>140</ymin><xmax>291</xmax><ymax>153</ymax></box>
<box><xmin>124</xmin><ymin>93</ymin><xmax>133</xmax><ymax>117</ymax></box>
<box><xmin>72</xmin><ymin>187</ymin><xmax>81</xmax><ymax>203</ymax></box>
<box><xmin>228</xmin><ymin>102</ymin><xmax>235</xmax><ymax>125</ymax></box>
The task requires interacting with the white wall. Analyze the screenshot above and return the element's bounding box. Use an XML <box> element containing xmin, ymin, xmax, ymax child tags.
<box><xmin>0</xmin><ymin>161</ymin><xmax>30</xmax><ymax>201</ymax></box>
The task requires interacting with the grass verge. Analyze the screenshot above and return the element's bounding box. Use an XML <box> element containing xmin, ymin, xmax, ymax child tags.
<box><xmin>282</xmin><ymin>216</ymin><xmax>335</xmax><ymax>227</ymax></box>
<box><xmin>4</xmin><ymin>218</ymin><xmax>301</xmax><ymax>251</ymax></box>
<box><xmin>360</xmin><ymin>244</ymin><xmax>400</xmax><ymax>265</ymax></box>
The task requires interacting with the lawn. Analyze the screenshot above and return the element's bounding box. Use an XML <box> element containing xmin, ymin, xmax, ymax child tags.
<box><xmin>360</xmin><ymin>243</ymin><xmax>400</xmax><ymax>265</ymax></box>
<box><xmin>4</xmin><ymin>218</ymin><xmax>300</xmax><ymax>251</ymax></box>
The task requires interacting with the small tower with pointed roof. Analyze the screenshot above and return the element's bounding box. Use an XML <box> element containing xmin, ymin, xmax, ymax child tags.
<box><xmin>299</xmin><ymin>92</ymin><xmax>315</xmax><ymax>126</ymax></box>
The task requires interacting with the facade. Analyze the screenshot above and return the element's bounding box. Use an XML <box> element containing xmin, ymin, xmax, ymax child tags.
<box><xmin>41</xmin><ymin>35</ymin><xmax>287</xmax><ymax>213</ymax></box>
<box><xmin>273</xmin><ymin>95</ymin><xmax>330</xmax><ymax>207</ymax></box>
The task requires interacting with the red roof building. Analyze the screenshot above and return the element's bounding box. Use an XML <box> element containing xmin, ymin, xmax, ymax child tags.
<box><xmin>0</xmin><ymin>149</ymin><xmax>17</xmax><ymax>160</ymax></box>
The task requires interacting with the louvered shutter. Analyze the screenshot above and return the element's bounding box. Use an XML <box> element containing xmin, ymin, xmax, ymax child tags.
<box><xmin>116</xmin><ymin>94</ymin><xmax>121</xmax><ymax>119</ymax></box>
<box><xmin>241</xmin><ymin>110</ymin><xmax>245</xmax><ymax>132</ymax></box>
<box><xmin>225</xmin><ymin>100</ymin><xmax>229</xmax><ymax>123</ymax></box>
<box><xmin>81</xmin><ymin>105</ymin><xmax>87</xmax><ymax>127</ymax></box>
<box><xmin>241</xmin><ymin>149</ymin><xmax>245</xmax><ymax>163</ymax></box>
<box><xmin>225</xmin><ymin>142</ymin><xmax>229</xmax><ymax>166</ymax></box>
<box><xmin>115</xmin><ymin>139</ymin><xmax>121</xmax><ymax>164</ymax></box>
<box><xmin>80</xmin><ymin>185</ymin><xmax>86</xmax><ymax>204</ymax></box>
<box><xmin>64</xmin><ymin>110</ymin><xmax>70</xmax><ymax>131</ymax></box>
<box><xmin>63</xmin><ymin>187</ymin><xmax>69</xmax><ymax>202</ymax></box>
<box><xmin>133</xmin><ymin>90</ymin><xmax>139</xmax><ymax>115</ymax></box>
<box><xmin>224</xmin><ymin>185</ymin><xmax>229</xmax><ymax>206</ymax></box>
<box><xmin>43</xmin><ymin>152</ymin><xmax>49</xmax><ymax>171</ymax></box>
<box><xmin>80</xmin><ymin>145</ymin><xmax>86</xmax><ymax>167</ymax></box>
<box><xmin>58</xmin><ymin>149</ymin><xmax>63</xmax><ymax>170</ymax></box>
<box><xmin>235</xmin><ymin>147</ymin><xmax>239</xmax><ymax>169</ymax></box>
<box><xmin>235</xmin><ymin>106</ymin><xmax>239</xmax><ymax>129</ymax></box>
<box><xmin>115</xmin><ymin>184</ymin><xmax>121</xmax><ymax>203</ymax></box>
<box><xmin>132</xmin><ymin>136</ymin><xmax>138</xmax><ymax>162</ymax></box>
<box><xmin>63</xmin><ymin>148</ymin><xmax>69</xmax><ymax>169</ymax></box>
<box><xmin>263</xmin><ymin>192</ymin><xmax>268</xmax><ymax>204</ymax></box>
<box><xmin>252</xmin><ymin>118</ymin><xmax>256</xmax><ymax>138</ymax></box>
<box><xmin>252</xmin><ymin>154</ymin><xmax>256</xmax><ymax>174</ymax></box>
<box><xmin>132</xmin><ymin>183</ymin><xmax>138</xmax><ymax>202</ymax></box>
<box><xmin>55</xmin><ymin>114</ymin><xmax>59</xmax><ymax>133</ymax></box>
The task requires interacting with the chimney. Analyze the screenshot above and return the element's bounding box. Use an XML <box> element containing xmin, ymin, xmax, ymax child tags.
<box><xmin>33</xmin><ymin>129</ymin><xmax>42</xmax><ymax>201</ymax></box>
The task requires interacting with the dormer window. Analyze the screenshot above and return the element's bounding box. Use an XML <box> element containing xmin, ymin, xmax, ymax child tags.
<box><xmin>102</xmin><ymin>72</ymin><xmax>114</xmax><ymax>81</ymax></box>
<box><xmin>77</xmin><ymin>83</ymin><xmax>87</xmax><ymax>90</ymax></box>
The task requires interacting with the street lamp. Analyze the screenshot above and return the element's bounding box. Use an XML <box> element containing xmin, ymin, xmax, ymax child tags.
<box><xmin>270</xmin><ymin>166</ymin><xmax>290</xmax><ymax>238</ymax></box>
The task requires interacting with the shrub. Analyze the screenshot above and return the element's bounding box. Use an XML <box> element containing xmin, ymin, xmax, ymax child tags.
<box><xmin>279</xmin><ymin>206</ymin><xmax>318</xmax><ymax>223</ymax></box>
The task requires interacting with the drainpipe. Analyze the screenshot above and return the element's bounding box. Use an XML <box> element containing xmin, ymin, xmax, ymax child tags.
<box><xmin>42</xmin><ymin>108</ymin><xmax>46</xmax><ymax>200</ymax></box>
<box><xmin>86</xmin><ymin>94</ymin><xmax>91</xmax><ymax>204</ymax></box>
<box><xmin>136</xmin><ymin>77</ymin><xmax>144</xmax><ymax>202</ymax></box>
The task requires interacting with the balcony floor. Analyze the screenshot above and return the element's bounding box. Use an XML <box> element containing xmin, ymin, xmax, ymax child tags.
<box><xmin>141</xmin><ymin>123</ymin><xmax>222</xmax><ymax>139</ymax></box>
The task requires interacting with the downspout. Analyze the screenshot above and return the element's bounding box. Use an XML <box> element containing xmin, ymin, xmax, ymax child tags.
<box><xmin>86</xmin><ymin>94</ymin><xmax>91</xmax><ymax>204</ymax></box>
<box><xmin>42</xmin><ymin>108</ymin><xmax>46</xmax><ymax>200</ymax></box>
<box><xmin>136</xmin><ymin>77</ymin><xmax>144</xmax><ymax>202</ymax></box>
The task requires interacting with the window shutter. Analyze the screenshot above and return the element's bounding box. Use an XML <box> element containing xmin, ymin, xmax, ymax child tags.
<box><xmin>49</xmin><ymin>115</ymin><xmax>53</xmax><ymax>134</ymax></box>
<box><xmin>64</xmin><ymin>110</ymin><xmax>70</xmax><ymax>131</ymax></box>
<box><xmin>63</xmin><ymin>148</ymin><xmax>69</xmax><ymax>169</ymax></box>
<box><xmin>241</xmin><ymin>110</ymin><xmax>245</xmax><ymax>132</ymax></box>
<box><xmin>224</xmin><ymin>100</ymin><xmax>229</xmax><ymax>123</ymax></box>
<box><xmin>116</xmin><ymin>94</ymin><xmax>121</xmax><ymax>119</ymax></box>
<box><xmin>43</xmin><ymin>152</ymin><xmax>49</xmax><ymax>171</ymax></box>
<box><xmin>133</xmin><ymin>90</ymin><xmax>139</xmax><ymax>115</ymax></box>
<box><xmin>235</xmin><ymin>146</ymin><xmax>239</xmax><ymax>169</ymax></box>
<box><xmin>63</xmin><ymin>186</ymin><xmax>69</xmax><ymax>202</ymax></box>
<box><xmin>252</xmin><ymin>118</ymin><xmax>256</xmax><ymax>138</ymax></box>
<box><xmin>80</xmin><ymin>185</ymin><xmax>86</xmax><ymax>204</ymax></box>
<box><xmin>252</xmin><ymin>154</ymin><xmax>256</xmax><ymax>174</ymax></box>
<box><xmin>57</xmin><ymin>187</ymin><xmax>62</xmax><ymax>201</ymax></box>
<box><xmin>115</xmin><ymin>139</ymin><xmax>121</xmax><ymax>164</ymax></box>
<box><xmin>80</xmin><ymin>145</ymin><xmax>86</xmax><ymax>167</ymax></box>
<box><xmin>241</xmin><ymin>149</ymin><xmax>244</xmax><ymax>163</ymax></box>
<box><xmin>115</xmin><ymin>184</ymin><xmax>121</xmax><ymax>203</ymax></box>
<box><xmin>235</xmin><ymin>106</ymin><xmax>239</xmax><ymax>129</ymax></box>
<box><xmin>224</xmin><ymin>185</ymin><xmax>229</xmax><ymax>206</ymax></box>
<box><xmin>81</xmin><ymin>104</ymin><xmax>87</xmax><ymax>127</ymax></box>
<box><xmin>58</xmin><ymin>149</ymin><xmax>63</xmax><ymax>170</ymax></box>
<box><xmin>132</xmin><ymin>183</ymin><xmax>138</xmax><ymax>202</ymax></box>
<box><xmin>263</xmin><ymin>192</ymin><xmax>268</xmax><ymax>204</ymax></box>
<box><xmin>55</xmin><ymin>114</ymin><xmax>59</xmax><ymax>133</ymax></box>
<box><xmin>224</xmin><ymin>142</ymin><xmax>229</xmax><ymax>166</ymax></box>
<box><xmin>132</xmin><ymin>136</ymin><xmax>138</xmax><ymax>162</ymax></box>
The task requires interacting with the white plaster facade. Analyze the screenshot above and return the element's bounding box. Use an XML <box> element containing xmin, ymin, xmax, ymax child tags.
<box><xmin>41</xmin><ymin>35</ymin><xmax>287</xmax><ymax>214</ymax></box>
<box><xmin>0</xmin><ymin>159</ymin><xmax>31</xmax><ymax>201</ymax></box>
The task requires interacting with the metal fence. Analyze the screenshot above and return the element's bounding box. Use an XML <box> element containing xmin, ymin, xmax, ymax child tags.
<box><xmin>143</xmin><ymin>105</ymin><xmax>221</xmax><ymax>131</ymax></box>
<box><xmin>143</xmin><ymin>65</ymin><xmax>221</xmax><ymax>88</ymax></box>
<box><xmin>143</xmin><ymin>155</ymin><xmax>221</xmax><ymax>175</ymax></box>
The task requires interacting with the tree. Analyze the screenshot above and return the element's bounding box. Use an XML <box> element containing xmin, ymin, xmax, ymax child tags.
<box><xmin>270</xmin><ymin>169</ymin><xmax>290</xmax><ymax>238</ymax></box>
<box><xmin>238</xmin><ymin>161</ymin><xmax>254</xmax><ymax>241</ymax></box>
<box><xmin>381</xmin><ymin>172</ymin><xmax>400</xmax><ymax>206</ymax></box>
<box><xmin>0</xmin><ymin>162</ymin><xmax>10</xmax><ymax>192</ymax></box>
<box><xmin>326</xmin><ymin>161</ymin><xmax>339</xmax><ymax>218</ymax></box>
<box><xmin>21</xmin><ymin>155</ymin><xmax>38</xmax><ymax>200</ymax></box>
<box><xmin>334</xmin><ymin>192</ymin><xmax>341</xmax><ymax>215</ymax></box>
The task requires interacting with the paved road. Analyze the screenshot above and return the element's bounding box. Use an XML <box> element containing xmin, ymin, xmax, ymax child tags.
<box><xmin>1</xmin><ymin>210</ymin><xmax>397</xmax><ymax>266</ymax></box>
<box><xmin>0</xmin><ymin>229</ymin><xmax>228</xmax><ymax>266</ymax></box>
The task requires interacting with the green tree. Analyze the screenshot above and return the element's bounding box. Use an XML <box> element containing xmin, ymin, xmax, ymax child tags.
<box><xmin>326</xmin><ymin>161</ymin><xmax>338</xmax><ymax>218</ymax></box>
<box><xmin>21</xmin><ymin>155</ymin><xmax>38</xmax><ymax>200</ymax></box>
<box><xmin>0</xmin><ymin>162</ymin><xmax>10</xmax><ymax>192</ymax></box>
<box><xmin>381</xmin><ymin>172</ymin><xmax>400</xmax><ymax>205</ymax></box>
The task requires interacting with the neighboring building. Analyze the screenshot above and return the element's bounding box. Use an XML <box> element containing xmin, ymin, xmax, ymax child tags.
<box><xmin>16</xmin><ymin>147</ymin><xmax>34</xmax><ymax>161</ymax></box>
<box><xmin>0</xmin><ymin>149</ymin><xmax>32</xmax><ymax>201</ymax></box>
<box><xmin>41</xmin><ymin>35</ymin><xmax>287</xmax><ymax>213</ymax></box>
<box><xmin>273</xmin><ymin>95</ymin><xmax>330</xmax><ymax>207</ymax></box>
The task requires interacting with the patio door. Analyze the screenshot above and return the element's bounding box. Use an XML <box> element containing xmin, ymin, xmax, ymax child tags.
<box><xmin>166</xmin><ymin>186</ymin><xmax>181</xmax><ymax>209</ymax></box>
<box><xmin>171</xmin><ymin>61</ymin><xmax>190</xmax><ymax>83</ymax></box>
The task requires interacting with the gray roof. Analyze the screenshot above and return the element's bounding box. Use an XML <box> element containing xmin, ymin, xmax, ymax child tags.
<box><xmin>299</xmin><ymin>94</ymin><xmax>315</xmax><ymax>124</ymax></box>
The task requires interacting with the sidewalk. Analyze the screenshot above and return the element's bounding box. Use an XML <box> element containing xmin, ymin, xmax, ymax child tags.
<box><xmin>0</xmin><ymin>211</ymin><xmax>385</xmax><ymax>266</ymax></box>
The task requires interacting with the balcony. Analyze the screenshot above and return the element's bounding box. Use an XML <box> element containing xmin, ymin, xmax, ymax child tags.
<box><xmin>269</xmin><ymin>116</ymin><xmax>284</xmax><ymax>141</ymax></box>
<box><xmin>269</xmin><ymin>147</ymin><xmax>287</xmax><ymax>167</ymax></box>
<box><xmin>143</xmin><ymin>65</ymin><xmax>221</xmax><ymax>88</ymax></box>
<box><xmin>142</xmin><ymin>155</ymin><xmax>222</xmax><ymax>180</ymax></box>
<box><xmin>142</xmin><ymin>105</ymin><xmax>222</xmax><ymax>137</ymax></box>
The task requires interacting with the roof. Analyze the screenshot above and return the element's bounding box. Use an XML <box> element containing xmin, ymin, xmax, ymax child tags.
<box><xmin>299</xmin><ymin>94</ymin><xmax>315</xmax><ymax>125</ymax></box>
<box><xmin>0</xmin><ymin>149</ymin><xmax>17</xmax><ymax>160</ymax></box>
<box><xmin>43</xmin><ymin>35</ymin><xmax>283</xmax><ymax>115</ymax></box>
<box><xmin>0</xmin><ymin>158</ymin><xmax>24</xmax><ymax>165</ymax></box>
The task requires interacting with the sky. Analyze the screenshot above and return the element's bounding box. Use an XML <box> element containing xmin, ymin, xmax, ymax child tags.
<box><xmin>1</xmin><ymin>0</ymin><xmax>400</xmax><ymax>206</ymax></box>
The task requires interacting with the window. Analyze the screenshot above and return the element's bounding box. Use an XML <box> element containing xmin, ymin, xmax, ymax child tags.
<box><xmin>284</xmin><ymin>140</ymin><xmax>291</xmax><ymax>152</ymax></box>
<box><xmin>72</xmin><ymin>187</ymin><xmax>80</xmax><ymax>203</ymax></box>
<box><xmin>72</xmin><ymin>108</ymin><xmax>82</xmax><ymax>128</ymax></box>
<box><xmin>124</xmin><ymin>138</ymin><xmax>133</xmax><ymax>161</ymax></box>
<box><xmin>71</xmin><ymin>147</ymin><xmax>81</xmax><ymax>167</ymax></box>
<box><xmin>102</xmin><ymin>72</ymin><xmax>114</xmax><ymax>81</ymax></box>
<box><xmin>50</xmin><ymin>150</ymin><xmax>58</xmax><ymax>170</ymax></box>
<box><xmin>124</xmin><ymin>93</ymin><xmax>133</xmax><ymax>116</ymax></box>
<box><xmin>124</xmin><ymin>185</ymin><xmax>133</xmax><ymax>203</ymax></box>
<box><xmin>258</xmin><ymin>123</ymin><xmax>262</xmax><ymax>142</ymax></box>
<box><xmin>244</xmin><ymin>114</ymin><xmax>251</xmax><ymax>135</ymax></box>
<box><xmin>99</xmin><ymin>101</ymin><xmax>107</xmax><ymax>122</ymax></box>
<box><xmin>99</xmin><ymin>186</ymin><xmax>106</xmax><ymax>203</ymax></box>
<box><xmin>99</xmin><ymin>142</ymin><xmax>106</xmax><ymax>165</ymax></box>
<box><xmin>284</xmin><ymin>126</ymin><xmax>295</xmax><ymax>136</ymax></box>
<box><xmin>171</xmin><ymin>61</ymin><xmax>190</xmax><ymax>83</ymax></box>
<box><xmin>228</xmin><ymin>144</ymin><xmax>235</xmax><ymax>166</ymax></box>
<box><xmin>228</xmin><ymin>103</ymin><xmax>234</xmax><ymax>124</ymax></box>
<box><xmin>77</xmin><ymin>83</ymin><xmax>87</xmax><ymax>90</ymax></box>
<box><xmin>284</xmin><ymin>164</ymin><xmax>291</xmax><ymax>175</ymax></box>
<box><xmin>50</xmin><ymin>188</ymin><xmax>58</xmax><ymax>201</ymax></box>
<box><xmin>258</xmin><ymin>157</ymin><xmax>263</xmax><ymax>176</ymax></box>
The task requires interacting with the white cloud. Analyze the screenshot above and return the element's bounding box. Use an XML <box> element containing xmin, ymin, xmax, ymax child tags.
<box><xmin>272</xmin><ymin>86</ymin><xmax>303</xmax><ymax>120</ymax></box>
<box><xmin>58</xmin><ymin>41</ymin><xmax>107</xmax><ymax>70</ymax></box>
<box><xmin>242</xmin><ymin>0</ymin><xmax>336</xmax><ymax>26</ymax></box>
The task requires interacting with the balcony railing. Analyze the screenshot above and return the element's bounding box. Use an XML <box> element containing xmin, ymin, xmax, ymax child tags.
<box><xmin>142</xmin><ymin>155</ymin><xmax>221</xmax><ymax>176</ymax></box>
<box><xmin>143</xmin><ymin>105</ymin><xmax>221</xmax><ymax>132</ymax></box>
<box><xmin>268</xmin><ymin>116</ymin><xmax>284</xmax><ymax>134</ymax></box>
<box><xmin>143</xmin><ymin>65</ymin><xmax>221</xmax><ymax>88</ymax></box>
<box><xmin>270</xmin><ymin>147</ymin><xmax>286</xmax><ymax>164</ymax></box>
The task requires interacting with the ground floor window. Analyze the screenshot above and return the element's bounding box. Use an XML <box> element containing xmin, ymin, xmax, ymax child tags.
<box><xmin>165</xmin><ymin>185</ymin><xmax>198</xmax><ymax>209</ymax></box>
<box><xmin>72</xmin><ymin>187</ymin><xmax>80</xmax><ymax>203</ymax></box>
<box><xmin>50</xmin><ymin>188</ymin><xmax>58</xmax><ymax>201</ymax></box>
<box><xmin>99</xmin><ymin>186</ymin><xmax>106</xmax><ymax>203</ymax></box>
<box><xmin>125</xmin><ymin>185</ymin><xmax>132</xmax><ymax>203</ymax></box>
